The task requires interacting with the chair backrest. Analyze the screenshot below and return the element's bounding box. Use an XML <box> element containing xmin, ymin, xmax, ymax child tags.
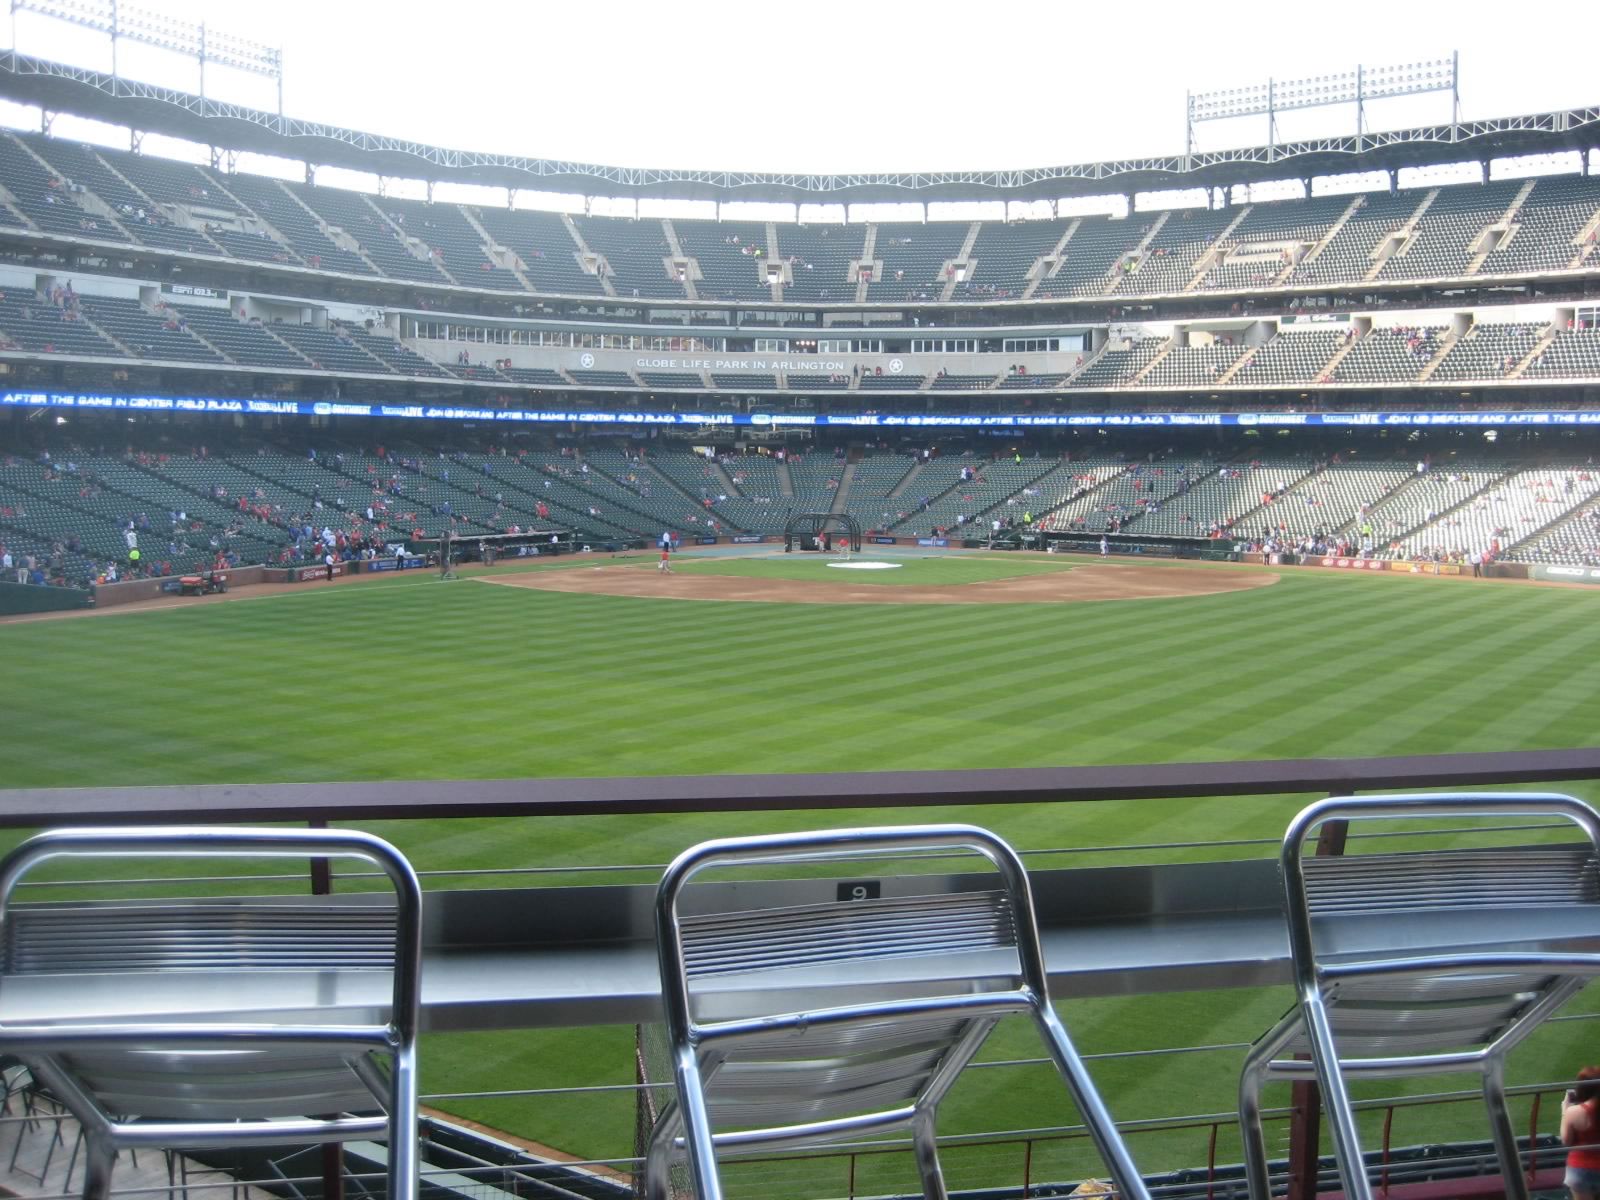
<box><xmin>0</xmin><ymin>826</ymin><xmax>422</xmax><ymax>1121</ymax></box>
<box><xmin>655</xmin><ymin>824</ymin><xmax>1050</xmax><ymax>1132</ymax></box>
<box><xmin>1276</xmin><ymin>792</ymin><xmax>1600</xmax><ymax>1060</ymax></box>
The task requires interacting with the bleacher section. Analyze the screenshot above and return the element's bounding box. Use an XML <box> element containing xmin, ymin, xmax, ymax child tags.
<box><xmin>1523</xmin><ymin>327</ymin><xmax>1600</xmax><ymax>379</ymax></box>
<box><xmin>1255</xmin><ymin>462</ymin><xmax>1414</xmax><ymax>540</ymax></box>
<box><xmin>1379</xmin><ymin>181</ymin><xmax>1523</xmax><ymax>281</ymax></box>
<box><xmin>292</xmin><ymin>184</ymin><xmax>451</xmax><ymax>285</ymax></box>
<box><xmin>1506</xmin><ymin>499</ymin><xmax>1600</xmax><ymax>565</ymax></box>
<box><xmin>0</xmin><ymin>288</ymin><xmax>121</xmax><ymax>356</ymax></box>
<box><xmin>1068</xmin><ymin>338</ymin><xmax>1166</xmax><ymax>388</ymax></box>
<box><xmin>1330</xmin><ymin>326</ymin><xmax>1443</xmax><ymax>384</ymax></box>
<box><xmin>1115</xmin><ymin>207</ymin><xmax>1235</xmax><ymax>295</ymax></box>
<box><xmin>473</xmin><ymin>209</ymin><xmax>605</xmax><ymax>296</ymax></box>
<box><xmin>952</xmin><ymin>220</ymin><xmax>1070</xmax><ymax>301</ymax></box>
<box><xmin>867</xmin><ymin>223</ymin><xmax>969</xmax><ymax>303</ymax></box>
<box><xmin>1033</xmin><ymin>215</ymin><xmax>1148</xmax><ymax>298</ymax></box>
<box><xmin>1135</xmin><ymin>459</ymin><xmax>1310</xmax><ymax>538</ymax></box>
<box><xmin>0</xmin><ymin>135</ymin><xmax>129</xmax><ymax>243</ymax></box>
<box><xmin>75</xmin><ymin>295</ymin><xmax>224</xmax><ymax>364</ymax></box>
<box><xmin>893</xmin><ymin>456</ymin><xmax>1057</xmax><ymax>536</ymax></box>
<box><xmin>574</xmin><ymin>217</ymin><xmax>684</xmax><ymax>299</ymax></box>
<box><xmin>1429</xmin><ymin>322</ymin><xmax>1546</xmax><ymax>382</ymax></box>
<box><xmin>1140</xmin><ymin>343</ymin><xmax>1248</xmax><ymax>389</ymax></box>
<box><xmin>676</xmin><ymin>221</ymin><xmax>770</xmax><ymax>302</ymax></box>
<box><xmin>217</xmin><ymin>172</ymin><xmax>376</xmax><ymax>276</ymax></box>
<box><xmin>1197</xmin><ymin>194</ymin><xmax>1354</xmax><ymax>291</ymax></box>
<box><xmin>775</xmin><ymin>224</ymin><xmax>863</xmax><ymax>302</ymax></box>
<box><xmin>839</xmin><ymin>454</ymin><xmax>917</xmax><ymax>530</ymax></box>
<box><xmin>1394</xmin><ymin>468</ymin><xmax>1600</xmax><ymax>559</ymax></box>
<box><xmin>1294</xmin><ymin>192</ymin><xmax>1419</xmax><ymax>286</ymax></box>
<box><xmin>1229</xmin><ymin>330</ymin><xmax>1345</xmax><ymax>387</ymax></box>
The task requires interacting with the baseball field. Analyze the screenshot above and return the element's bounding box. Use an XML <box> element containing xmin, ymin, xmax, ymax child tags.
<box><xmin>3</xmin><ymin>547</ymin><xmax>1598</xmax><ymax>1190</ymax></box>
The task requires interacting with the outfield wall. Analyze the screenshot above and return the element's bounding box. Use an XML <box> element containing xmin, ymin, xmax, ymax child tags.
<box><xmin>93</xmin><ymin>566</ymin><xmax>268</xmax><ymax>607</ymax></box>
<box><xmin>0</xmin><ymin>580</ymin><xmax>92</xmax><ymax>614</ymax></box>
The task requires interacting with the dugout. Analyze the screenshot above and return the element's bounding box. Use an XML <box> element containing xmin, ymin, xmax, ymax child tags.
<box><xmin>783</xmin><ymin>512</ymin><xmax>861</xmax><ymax>553</ymax></box>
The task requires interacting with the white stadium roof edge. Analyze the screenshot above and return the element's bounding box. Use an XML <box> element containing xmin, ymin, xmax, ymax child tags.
<box><xmin>2</xmin><ymin>50</ymin><xmax>1599</xmax><ymax>205</ymax></box>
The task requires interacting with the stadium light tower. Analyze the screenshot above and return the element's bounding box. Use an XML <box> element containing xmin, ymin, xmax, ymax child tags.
<box><xmin>8</xmin><ymin>0</ymin><xmax>284</xmax><ymax>112</ymax></box>
<box><xmin>1185</xmin><ymin>54</ymin><xmax>1458</xmax><ymax>156</ymax></box>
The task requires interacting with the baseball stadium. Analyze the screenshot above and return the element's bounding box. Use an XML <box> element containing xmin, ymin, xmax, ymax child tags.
<box><xmin>1</xmin><ymin>9</ymin><xmax>1600</xmax><ymax>1200</ymax></box>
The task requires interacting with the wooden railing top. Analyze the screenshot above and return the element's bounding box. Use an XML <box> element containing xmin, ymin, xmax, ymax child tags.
<box><xmin>2</xmin><ymin>748</ymin><xmax>1597</xmax><ymax>827</ymax></box>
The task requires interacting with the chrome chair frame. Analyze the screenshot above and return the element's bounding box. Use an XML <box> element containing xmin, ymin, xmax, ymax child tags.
<box><xmin>1239</xmin><ymin>792</ymin><xmax>1600</xmax><ymax>1200</ymax></box>
<box><xmin>0</xmin><ymin>826</ymin><xmax>423</xmax><ymax>1200</ymax></box>
<box><xmin>647</xmin><ymin>823</ymin><xmax>1151</xmax><ymax>1200</ymax></box>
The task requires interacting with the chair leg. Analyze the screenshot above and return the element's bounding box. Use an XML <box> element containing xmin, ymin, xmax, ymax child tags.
<box><xmin>1300</xmin><ymin>994</ymin><xmax>1372</xmax><ymax>1200</ymax></box>
<box><xmin>672</xmin><ymin>1046</ymin><xmax>723</xmax><ymax>1200</ymax></box>
<box><xmin>643</xmin><ymin>1103</ymin><xmax>682</xmax><ymax>1200</ymax></box>
<box><xmin>79</xmin><ymin>1133</ymin><xmax>116</xmax><ymax>1200</ymax></box>
<box><xmin>1483</xmin><ymin>1060</ymin><xmax>1531</xmax><ymax>1200</ymax></box>
<box><xmin>1238</xmin><ymin>1050</ymin><xmax>1276</xmax><ymax>1200</ymax></box>
<box><xmin>1032</xmin><ymin>1004</ymin><xmax>1151</xmax><ymax>1200</ymax></box>
<box><xmin>912</xmin><ymin>1105</ymin><xmax>949</xmax><ymax>1200</ymax></box>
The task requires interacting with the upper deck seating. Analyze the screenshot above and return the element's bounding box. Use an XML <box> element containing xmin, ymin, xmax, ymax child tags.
<box><xmin>676</xmin><ymin>221</ymin><xmax>771</xmax><ymax>302</ymax></box>
<box><xmin>951</xmin><ymin>219</ymin><xmax>1071</xmax><ymax>301</ymax></box>
<box><xmin>473</xmin><ymin>208</ymin><xmax>606</xmax><ymax>296</ymax></box>
<box><xmin>1032</xmin><ymin>214</ymin><xmax>1149</xmax><ymax>298</ymax></box>
<box><xmin>218</xmin><ymin>172</ymin><xmax>377</xmax><ymax>276</ymax></box>
<box><xmin>0</xmin><ymin>136</ymin><xmax>129</xmax><ymax>243</ymax></box>
<box><xmin>291</xmin><ymin>184</ymin><xmax>452</xmax><ymax>285</ymax></box>
<box><xmin>1429</xmin><ymin>321</ymin><xmax>1546</xmax><ymax>382</ymax></box>
<box><xmin>1378</xmin><ymin>180</ymin><xmax>1524</xmax><ymax>281</ymax></box>
<box><xmin>1197</xmin><ymin>194</ymin><xmax>1355</xmax><ymax>291</ymax></box>
<box><xmin>378</xmin><ymin>197</ymin><xmax>523</xmax><ymax>291</ymax></box>
<box><xmin>21</xmin><ymin>136</ymin><xmax>217</xmax><ymax>256</ymax></box>
<box><xmin>1229</xmin><ymin>330</ymin><xmax>1346</xmax><ymax>387</ymax></box>
<box><xmin>1114</xmin><ymin>206</ymin><xmax>1236</xmax><ymax>295</ymax></box>
<box><xmin>866</xmin><ymin>222</ymin><xmax>969</xmax><ymax>303</ymax></box>
<box><xmin>774</xmin><ymin>223</ymin><xmax>863</xmax><ymax>302</ymax></box>
<box><xmin>1480</xmin><ymin>175</ymin><xmax>1600</xmax><ymax>276</ymax></box>
<box><xmin>1293</xmin><ymin>191</ymin><xmax>1419</xmax><ymax>286</ymax></box>
<box><xmin>574</xmin><ymin>216</ymin><xmax>686</xmax><ymax>300</ymax></box>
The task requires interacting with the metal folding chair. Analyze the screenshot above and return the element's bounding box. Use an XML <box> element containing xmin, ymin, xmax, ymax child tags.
<box><xmin>0</xmin><ymin>826</ymin><xmax>423</xmax><ymax>1200</ymax></box>
<box><xmin>646</xmin><ymin>823</ymin><xmax>1152</xmax><ymax>1200</ymax></box>
<box><xmin>1239</xmin><ymin>792</ymin><xmax>1600</xmax><ymax>1200</ymax></box>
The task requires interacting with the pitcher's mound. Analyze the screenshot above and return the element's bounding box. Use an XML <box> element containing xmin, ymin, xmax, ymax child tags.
<box><xmin>476</xmin><ymin>562</ymin><xmax>1277</xmax><ymax>605</ymax></box>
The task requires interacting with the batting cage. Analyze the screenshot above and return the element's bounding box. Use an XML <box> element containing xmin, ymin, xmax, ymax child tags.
<box><xmin>782</xmin><ymin>512</ymin><xmax>861</xmax><ymax>554</ymax></box>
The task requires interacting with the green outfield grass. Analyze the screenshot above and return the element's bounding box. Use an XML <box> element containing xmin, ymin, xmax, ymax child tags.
<box><xmin>2</xmin><ymin>556</ymin><xmax>1598</xmax><ymax>1182</ymax></box>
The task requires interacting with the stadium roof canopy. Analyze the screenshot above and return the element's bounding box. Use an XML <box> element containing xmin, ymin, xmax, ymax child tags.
<box><xmin>2</xmin><ymin>50</ymin><xmax>1597</xmax><ymax>204</ymax></box>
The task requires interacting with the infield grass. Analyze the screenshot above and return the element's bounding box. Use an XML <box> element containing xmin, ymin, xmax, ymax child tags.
<box><xmin>2</xmin><ymin>556</ymin><xmax>1598</xmax><ymax>1182</ymax></box>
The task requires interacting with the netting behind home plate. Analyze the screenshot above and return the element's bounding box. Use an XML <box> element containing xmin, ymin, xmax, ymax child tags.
<box><xmin>782</xmin><ymin>512</ymin><xmax>861</xmax><ymax>553</ymax></box>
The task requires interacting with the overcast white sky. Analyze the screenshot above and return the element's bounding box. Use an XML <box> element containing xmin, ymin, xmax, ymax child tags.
<box><xmin>2</xmin><ymin>0</ymin><xmax>1598</xmax><ymax>216</ymax></box>
<box><xmin>7</xmin><ymin>0</ymin><xmax>1599</xmax><ymax>170</ymax></box>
